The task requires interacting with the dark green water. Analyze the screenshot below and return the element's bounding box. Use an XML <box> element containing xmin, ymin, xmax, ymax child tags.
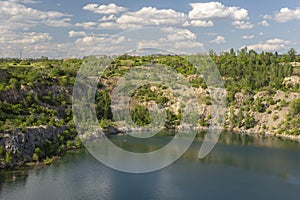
<box><xmin>1</xmin><ymin>132</ymin><xmax>300</xmax><ymax>200</ymax></box>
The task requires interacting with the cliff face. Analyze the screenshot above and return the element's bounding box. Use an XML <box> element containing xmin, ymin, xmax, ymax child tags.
<box><xmin>0</xmin><ymin>125</ymin><xmax>67</xmax><ymax>167</ymax></box>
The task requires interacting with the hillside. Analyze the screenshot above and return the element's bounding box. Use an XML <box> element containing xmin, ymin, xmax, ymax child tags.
<box><xmin>0</xmin><ymin>48</ymin><xmax>299</xmax><ymax>168</ymax></box>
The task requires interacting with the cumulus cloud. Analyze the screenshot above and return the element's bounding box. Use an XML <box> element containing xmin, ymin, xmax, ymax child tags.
<box><xmin>75</xmin><ymin>22</ymin><xmax>97</xmax><ymax>29</ymax></box>
<box><xmin>246</xmin><ymin>38</ymin><xmax>291</xmax><ymax>51</ymax></box>
<box><xmin>98</xmin><ymin>21</ymin><xmax>141</xmax><ymax>29</ymax></box>
<box><xmin>260</xmin><ymin>20</ymin><xmax>270</xmax><ymax>27</ymax></box>
<box><xmin>68</xmin><ymin>31</ymin><xmax>86</xmax><ymax>38</ymax></box>
<box><xmin>83</xmin><ymin>3</ymin><xmax>127</xmax><ymax>14</ymax></box>
<box><xmin>183</xmin><ymin>20</ymin><xmax>214</xmax><ymax>27</ymax></box>
<box><xmin>161</xmin><ymin>27</ymin><xmax>197</xmax><ymax>41</ymax></box>
<box><xmin>266</xmin><ymin>38</ymin><xmax>291</xmax><ymax>45</ymax></box>
<box><xmin>188</xmin><ymin>2</ymin><xmax>249</xmax><ymax>21</ymax></box>
<box><xmin>187</xmin><ymin>2</ymin><xmax>252</xmax><ymax>29</ymax></box>
<box><xmin>99</xmin><ymin>14</ymin><xmax>116</xmax><ymax>22</ymax></box>
<box><xmin>75</xmin><ymin>36</ymin><xmax>105</xmax><ymax>45</ymax></box>
<box><xmin>263</xmin><ymin>15</ymin><xmax>272</xmax><ymax>20</ymax></box>
<box><xmin>232</xmin><ymin>20</ymin><xmax>254</xmax><ymax>29</ymax></box>
<box><xmin>210</xmin><ymin>36</ymin><xmax>226</xmax><ymax>44</ymax></box>
<box><xmin>116</xmin><ymin>7</ymin><xmax>187</xmax><ymax>26</ymax></box>
<box><xmin>0</xmin><ymin>1</ymin><xmax>71</xmax><ymax>30</ymax></box>
<box><xmin>274</xmin><ymin>7</ymin><xmax>300</xmax><ymax>23</ymax></box>
<box><xmin>242</xmin><ymin>35</ymin><xmax>254</xmax><ymax>39</ymax></box>
<box><xmin>80</xmin><ymin>2</ymin><xmax>252</xmax><ymax>29</ymax></box>
<box><xmin>0</xmin><ymin>31</ymin><xmax>52</xmax><ymax>44</ymax></box>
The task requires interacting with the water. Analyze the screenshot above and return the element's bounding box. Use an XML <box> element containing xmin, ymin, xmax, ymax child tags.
<box><xmin>1</xmin><ymin>132</ymin><xmax>300</xmax><ymax>200</ymax></box>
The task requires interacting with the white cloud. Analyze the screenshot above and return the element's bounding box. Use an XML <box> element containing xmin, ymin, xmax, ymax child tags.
<box><xmin>68</xmin><ymin>31</ymin><xmax>86</xmax><ymax>38</ymax></box>
<box><xmin>7</xmin><ymin>0</ymin><xmax>40</xmax><ymax>4</ymax></box>
<box><xmin>188</xmin><ymin>2</ymin><xmax>249</xmax><ymax>21</ymax></box>
<box><xmin>98</xmin><ymin>22</ymin><xmax>141</xmax><ymax>29</ymax></box>
<box><xmin>99</xmin><ymin>14</ymin><xmax>116</xmax><ymax>22</ymax></box>
<box><xmin>116</xmin><ymin>7</ymin><xmax>187</xmax><ymax>26</ymax></box>
<box><xmin>137</xmin><ymin>39</ymin><xmax>203</xmax><ymax>53</ymax></box>
<box><xmin>161</xmin><ymin>27</ymin><xmax>197</xmax><ymax>41</ymax></box>
<box><xmin>265</xmin><ymin>7</ymin><xmax>300</xmax><ymax>23</ymax></box>
<box><xmin>134</xmin><ymin>28</ymin><xmax>203</xmax><ymax>54</ymax></box>
<box><xmin>260</xmin><ymin>20</ymin><xmax>270</xmax><ymax>27</ymax></box>
<box><xmin>210</xmin><ymin>36</ymin><xmax>226</xmax><ymax>44</ymax></box>
<box><xmin>265</xmin><ymin>38</ymin><xmax>291</xmax><ymax>45</ymax></box>
<box><xmin>263</xmin><ymin>15</ymin><xmax>272</xmax><ymax>20</ymax></box>
<box><xmin>0</xmin><ymin>1</ymin><xmax>71</xmax><ymax>30</ymax></box>
<box><xmin>75</xmin><ymin>22</ymin><xmax>97</xmax><ymax>29</ymax></box>
<box><xmin>75</xmin><ymin>36</ymin><xmax>105</xmax><ymax>45</ymax></box>
<box><xmin>188</xmin><ymin>2</ymin><xmax>252</xmax><ymax>29</ymax></box>
<box><xmin>83</xmin><ymin>3</ymin><xmax>127</xmax><ymax>14</ymax></box>
<box><xmin>0</xmin><ymin>32</ymin><xmax>52</xmax><ymax>44</ymax></box>
<box><xmin>183</xmin><ymin>20</ymin><xmax>214</xmax><ymax>27</ymax></box>
<box><xmin>242</xmin><ymin>35</ymin><xmax>254</xmax><ymax>39</ymax></box>
<box><xmin>274</xmin><ymin>7</ymin><xmax>300</xmax><ymax>23</ymax></box>
<box><xmin>232</xmin><ymin>21</ymin><xmax>254</xmax><ymax>29</ymax></box>
<box><xmin>246</xmin><ymin>38</ymin><xmax>291</xmax><ymax>51</ymax></box>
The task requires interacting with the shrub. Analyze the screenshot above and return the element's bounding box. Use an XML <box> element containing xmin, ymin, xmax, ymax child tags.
<box><xmin>32</xmin><ymin>153</ymin><xmax>39</xmax><ymax>161</ymax></box>
<box><xmin>43</xmin><ymin>157</ymin><xmax>53</xmax><ymax>165</ymax></box>
<box><xmin>289</xmin><ymin>98</ymin><xmax>300</xmax><ymax>116</ymax></box>
<box><xmin>5</xmin><ymin>150</ymin><xmax>12</xmax><ymax>164</ymax></box>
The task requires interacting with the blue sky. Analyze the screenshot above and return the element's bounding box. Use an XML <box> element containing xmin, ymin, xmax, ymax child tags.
<box><xmin>0</xmin><ymin>0</ymin><xmax>299</xmax><ymax>58</ymax></box>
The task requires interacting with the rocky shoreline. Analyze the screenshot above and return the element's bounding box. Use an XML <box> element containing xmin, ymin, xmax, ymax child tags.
<box><xmin>0</xmin><ymin>125</ymin><xmax>79</xmax><ymax>169</ymax></box>
<box><xmin>0</xmin><ymin>124</ymin><xmax>299</xmax><ymax>169</ymax></box>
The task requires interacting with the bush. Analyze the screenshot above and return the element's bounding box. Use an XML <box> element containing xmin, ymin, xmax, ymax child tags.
<box><xmin>43</xmin><ymin>157</ymin><xmax>53</xmax><ymax>165</ymax></box>
<box><xmin>289</xmin><ymin>98</ymin><xmax>300</xmax><ymax>116</ymax></box>
<box><xmin>32</xmin><ymin>153</ymin><xmax>39</xmax><ymax>161</ymax></box>
<box><xmin>66</xmin><ymin>140</ymin><xmax>74</xmax><ymax>149</ymax></box>
<box><xmin>273</xmin><ymin>114</ymin><xmax>279</xmax><ymax>121</ymax></box>
<box><xmin>5</xmin><ymin>150</ymin><xmax>12</xmax><ymax>164</ymax></box>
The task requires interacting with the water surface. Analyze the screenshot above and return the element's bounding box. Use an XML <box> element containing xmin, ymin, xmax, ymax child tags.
<box><xmin>1</xmin><ymin>132</ymin><xmax>300</xmax><ymax>200</ymax></box>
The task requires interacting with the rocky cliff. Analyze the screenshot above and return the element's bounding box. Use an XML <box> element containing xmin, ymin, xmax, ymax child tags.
<box><xmin>0</xmin><ymin>125</ymin><xmax>67</xmax><ymax>168</ymax></box>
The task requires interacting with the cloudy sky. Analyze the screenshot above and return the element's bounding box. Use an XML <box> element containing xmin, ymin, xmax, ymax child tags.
<box><xmin>0</xmin><ymin>0</ymin><xmax>300</xmax><ymax>58</ymax></box>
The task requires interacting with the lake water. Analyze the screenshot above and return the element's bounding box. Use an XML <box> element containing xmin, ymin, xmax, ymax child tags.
<box><xmin>1</xmin><ymin>132</ymin><xmax>300</xmax><ymax>200</ymax></box>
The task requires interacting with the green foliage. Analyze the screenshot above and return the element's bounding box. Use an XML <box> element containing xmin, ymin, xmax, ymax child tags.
<box><xmin>66</xmin><ymin>140</ymin><xmax>74</xmax><ymax>149</ymax></box>
<box><xmin>254</xmin><ymin>98</ymin><xmax>265</xmax><ymax>113</ymax></box>
<box><xmin>32</xmin><ymin>153</ymin><xmax>39</xmax><ymax>161</ymax></box>
<box><xmin>5</xmin><ymin>150</ymin><xmax>12</xmax><ymax>164</ymax></box>
<box><xmin>42</xmin><ymin>139</ymin><xmax>59</xmax><ymax>157</ymax></box>
<box><xmin>244</xmin><ymin>113</ymin><xmax>255</xmax><ymax>129</ymax></box>
<box><xmin>289</xmin><ymin>98</ymin><xmax>300</xmax><ymax>116</ymax></box>
<box><xmin>212</xmin><ymin>49</ymin><xmax>294</xmax><ymax>101</ymax></box>
<box><xmin>199</xmin><ymin>116</ymin><xmax>209</xmax><ymax>127</ymax></box>
<box><xmin>95</xmin><ymin>89</ymin><xmax>113</xmax><ymax>120</ymax></box>
<box><xmin>131</xmin><ymin>105</ymin><xmax>151</xmax><ymax>126</ymax></box>
<box><xmin>43</xmin><ymin>157</ymin><xmax>53</xmax><ymax>165</ymax></box>
<box><xmin>74</xmin><ymin>136</ymin><xmax>82</xmax><ymax>148</ymax></box>
<box><xmin>237</xmin><ymin>108</ymin><xmax>243</xmax><ymax>128</ymax></box>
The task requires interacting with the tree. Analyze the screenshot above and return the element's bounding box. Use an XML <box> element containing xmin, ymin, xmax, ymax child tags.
<box><xmin>288</xmin><ymin>48</ymin><xmax>296</xmax><ymax>62</ymax></box>
<box><xmin>289</xmin><ymin>98</ymin><xmax>300</xmax><ymax>116</ymax></box>
<box><xmin>244</xmin><ymin>113</ymin><xmax>255</xmax><ymax>129</ymax></box>
<box><xmin>237</xmin><ymin>107</ymin><xmax>243</xmax><ymax>128</ymax></box>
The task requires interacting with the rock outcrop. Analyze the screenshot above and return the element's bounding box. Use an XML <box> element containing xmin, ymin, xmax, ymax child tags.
<box><xmin>0</xmin><ymin>125</ymin><xmax>67</xmax><ymax>167</ymax></box>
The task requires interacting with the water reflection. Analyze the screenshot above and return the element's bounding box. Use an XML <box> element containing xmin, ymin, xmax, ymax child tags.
<box><xmin>0</xmin><ymin>131</ymin><xmax>300</xmax><ymax>200</ymax></box>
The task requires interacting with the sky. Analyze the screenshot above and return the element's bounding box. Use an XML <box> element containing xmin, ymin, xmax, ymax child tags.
<box><xmin>0</xmin><ymin>0</ymin><xmax>300</xmax><ymax>58</ymax></box>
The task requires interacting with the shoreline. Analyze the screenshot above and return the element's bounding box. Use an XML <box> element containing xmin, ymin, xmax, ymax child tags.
<box><xmin>1</xmin><ymin>127</ymin><xmax>299</xmax><ymax>170</ymax></box>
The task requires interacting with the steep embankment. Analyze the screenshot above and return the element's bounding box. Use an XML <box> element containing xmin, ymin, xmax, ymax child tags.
<box><xmin>0</xmin><ymin>54</ymin><xmax>300</xmax><ymax>168</ymax></box>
